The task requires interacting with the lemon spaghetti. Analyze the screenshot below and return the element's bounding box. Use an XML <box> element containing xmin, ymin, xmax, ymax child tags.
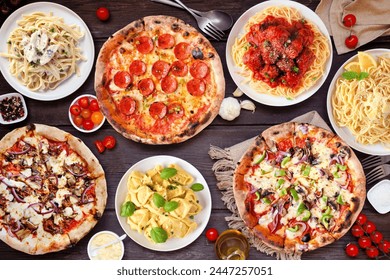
<box><xmin>332</xmin><ymin>54</ymin><xmax>390</xmax><ymax>145</ymax></box>
<box><xmin>0</xmin><ymin>12</ymin><xmax>85</xmax><ymax>91</ymax></box>
<box><xmin>232</xmin><ymin>6</ymin><xmax>329</xmax><ymax>99</ymax></box>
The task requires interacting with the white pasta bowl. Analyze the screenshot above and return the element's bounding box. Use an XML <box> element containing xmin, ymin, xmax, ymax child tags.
<box><xmin>114</xmin><ymin>155</ymin><xmax>212</xmax><ymax>252</ymax></box>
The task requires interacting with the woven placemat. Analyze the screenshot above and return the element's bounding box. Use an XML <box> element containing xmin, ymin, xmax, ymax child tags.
<box><xmin>208</xmin><ymin>111</ymin><xmax>331</xmax><ymax>260</ymax></box>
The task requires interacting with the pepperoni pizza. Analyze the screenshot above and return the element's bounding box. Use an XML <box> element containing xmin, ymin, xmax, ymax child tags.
<box><xmin>95</xmin><ymin>16</ymin><xmax>225</xmax><ymax>144</ymax></box>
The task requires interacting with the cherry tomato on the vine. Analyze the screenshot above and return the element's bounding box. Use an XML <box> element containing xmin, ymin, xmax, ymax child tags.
<box><xmin>345</xmin><ymin>243</ymin><xmax>359</xmax><ymax>257</ymax></box>
<box><xmin>358</xmin><ymin>236</ymin><xmax>372</xmax><ymax>249</ymax></box>
<box><xmin>102</xmin><ymin>136</ymin><xmax>116</xmax><ymax>150</ymax></box>
<box><xmin>343</xmin><ymin>14</ymin><xmax>356</xmax><ymax>27</ymax></box>
<box><xmin>370</xmin><ymin>231</ymin><xmax>383</xmax><ymax>244</ymax></box>
<box><xmin>362</xmin><ymin>221</ymin><xmax>376</xmax><ymax>234</ymax></box>
<box><xmin>366</xmin><ymin>246</ymin><xmax>379</xmax><ymax>259</ymax></box>
<box><xmin>96</xmin><ymin>7</ymin><xmax>110</xmax><ymax>21</ymax></box>
<box><xmin>345</xmin><ymin>35</ymin><xmax>358</xmax><ymax>49</ymax></box>
<box><xmin>356</xmin><ymin>213</ymin><xmax>367</xmax><ymax>226</ymax></box>
<box><xmin>205</xmin><ymin>228</ymin><xmax>219</xmax><ymax>242</ymax></box>
<box><xmin>94</xmin><ymin>140</ymin><xmax>105</xmax><ymax>154</ymax></box>
<box><xmin>379</xmin><ymin>240</ymin><xmax>390</xmax><ymax>254</ymax></box>
<box><xmin>351</xmin><ymin>224</ymin><xmax>364</xmax><ymax>238</ymax></box>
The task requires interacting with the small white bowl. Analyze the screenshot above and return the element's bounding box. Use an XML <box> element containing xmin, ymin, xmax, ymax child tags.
<box><xmin>0</xmin><ymin>93</ymin><xmax>28</xmax><ymax>125</ymax></box>
<box><xmin>367</xmin><ymin>179</ymin><xmax>390</xmax><ymax>214</ymax></box>
<box><xmin>68</xmin><ymin>94</ymin><xmax>105</xmax><ymax>133</ymax></box>
<box><xmin>87</xmin><ymin>230</ymin><xmax>125</xmax><ymax>260</ymax></box>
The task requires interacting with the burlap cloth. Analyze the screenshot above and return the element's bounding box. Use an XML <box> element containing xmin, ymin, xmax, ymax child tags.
<box><xmin>208</xmin><ymin>111</ymin><xmax>331</xmax><ymax>260</ymax></box>
<box><xmin>316</xmin><ymin>0</ymin><xmax>390</xmax><ymax>54</ymax></box>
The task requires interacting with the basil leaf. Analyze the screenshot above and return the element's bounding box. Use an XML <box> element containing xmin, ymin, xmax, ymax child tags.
<box><xmin>163</xmin><ymin>201</ymin><xmax>179</xmax><ymax>212</ymax></box>
<box><xmin>150</xmin><ymin>227</ymin><xmax>168</xmax><ymax>243</ymax></box>
<box><xmin>153</xmin><ymin>193</ymin><xmax>166</xmax><ymax>208</ymax></box>
<box><xmin>358</xmin><ymin>72</ymin><xmax>369</xmax><ymax>80</ymax></box>
<box><xmin>190</xmin><ymin>183</ymin><xmax>204</xmax><ymax>192</ymax></box>
<box><xmin>342</xmin><ymin>71</ymin><xmax>359</xmax><ymax>80</ymax></box>
<box><xmin>120</xmin><ymin>201</ymin><xmax>135</xmax><ymax>217</ymax></box>
<box><xmin>160</xmin><ymin>168</ymin><xmax>177</xmax><ymax>180</ymax></box>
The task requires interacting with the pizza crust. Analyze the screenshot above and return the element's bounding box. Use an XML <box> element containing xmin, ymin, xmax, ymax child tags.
<box><xmin>95</xmin><ymin>15</ymin><xmax>224</xmax><ymax>144</ymax></box>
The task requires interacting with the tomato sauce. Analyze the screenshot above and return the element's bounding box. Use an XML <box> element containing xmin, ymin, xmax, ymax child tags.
<box><xmin>243</xmin><ymin>16</ymin><xmax>315</xmax><ymax>89</ymax></box>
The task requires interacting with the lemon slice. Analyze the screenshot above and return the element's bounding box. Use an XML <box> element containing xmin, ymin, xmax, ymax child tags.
<box><xmin>358</xmin><ymin>52</ymin><xmax>377</xmax><ymax>71</ymax></box>
<box><xmin>344</xmin><ymin>61</ymin><xmax>361</xmax><ymax>72</ymax></box>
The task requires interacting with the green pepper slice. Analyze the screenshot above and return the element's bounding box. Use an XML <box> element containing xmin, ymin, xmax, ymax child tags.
<box><xmin>289</xmin><ymin>189</ymin><xmax>299</xmax><ymax>201</ymax></box>
<box><xmin>321</xmin><ymin>214</ymin><xmax>333</xmax><ymax>229</ymax></box>
<box><xmin>277</xmin><ymin>178</ymin><xmax>285</xmax><ymax>188</ymax></box>
<box><xmin>255</xmin><ymin>151</ymin><xmax>266</xmax><ymax>164</ymax></box>
<box><xmin>337</xmin><ymin>194</ymin><xmax>345</xmax><ymax>205</ymax></box>
<box><xmin>302</xmin><ymin>165</ymin><xmax>311</xmax><ymax>176</ymax></box>
<box><xmin>281</xmin><ymin>156</ymin><xmax>291</xmax><ymax>168</ymax></box>
<box><xmin>255</xmin><ymin>191</ymin><xmax>261</xmax><ymax>201</ymax></box>
<box><xmin>262</xmin><ymin>197</ymin><xmax>271</xmax><ymax>204</ymax></box>
<box><xmin>336</xmin><ymin>163</ymin><xmax>347</xmax><ymax>171</ymax></box>
<box><xmin>274</xmin><ymin>169</ymin><xmax>286</xmax><ymax>177</ymax></box>
<box><xmin>301</xmin><ymin>209</ymin><xmax>311</xmax><ymax>222</ymax></box>
<box><xmin>287</xmin><ymin>225</ymin><xmax>299</xmax><ymax>232</ymax></box>
<box><xmin>279</xmin><ymin>188</ymin><xmax>287</xmax><ymax>196</ymax></box>
<box><xmin>297</xmin><ymin>202</ymin><xmax>307</xmax><ymax>215</ymax></box>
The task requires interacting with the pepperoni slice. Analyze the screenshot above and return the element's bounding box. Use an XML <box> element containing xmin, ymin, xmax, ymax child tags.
<box><xmin>135</xmin><ymin>36</ymin><xmax>154</xmax><ymax>54</ymax></box>
<box><xmin>174</xmin><ymin>42</ymin><xmax>191</xmax><ymax>60</ymax></box>
<box><xmin>138</xmin><ymin>78</ymin><xmax>155</xmax><ymax>96</ymax></box>
<box><xmin>152</xmin><ymin>60</ymin><xmax>170</xmax><ymax>80</ymax></box>
<box><xmin>129</xmin><ymin>60</ymin><xmax>146</xmax><ymax>76</ymax></box>
<box><xmin>170</xmin><ymin>60</ymin><xmax>188</xmax><ymax>77</ymax></box>
<box><xmin>167</xmin><ymin>103</ymin><xmax>184</xmax><ymax>120</ymax></box>
<box><xmin>161</xmin><ymin>76</ymin><xmax>178</xmax><ymax>93</ymax></box>
<box><xmin>113</xmin><ymin>71</ymin><xmax>132</xmax><ymax>88</ymax></box>
<box><xmin>158</xmin><ymin>34</ymin><xmax>175</xmax><ymax>49</ymax></box>
<box><xmin>187</xmin><ymin>78</ymin><xmax>206</xmax><ymax>96</ymax></box>
<box><xmin>118</xmin><ymin>97</ymin><xmax>136</xmax><ymax>116</ymax></box>
<box><xmin>190</xmin><ymin>61</ymin><xmax>209</xmax><ymax>79</ymax></box>
<box><xmin>149</xmin><ymin>102</ymin><xmax>167</xmax><ymax>119</ymax></box>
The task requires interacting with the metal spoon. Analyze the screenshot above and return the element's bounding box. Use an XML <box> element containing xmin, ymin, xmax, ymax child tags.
<box><xmin>150</xmin><ymin>0</ymin><xmax>233</xmax><ymax>31</ymax></box>
<box><xmin>90</xmin><ymin>234</ymin><xmax>127</xmax><ymax>258</ymax></box>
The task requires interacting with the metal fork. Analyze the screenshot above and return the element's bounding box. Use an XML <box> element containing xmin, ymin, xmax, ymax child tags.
<box><xmin>361</xmin><ymin>155</ymin><xmax>390</xmax><ymax>170</ymax></box>
<box><xmin>365</xmin><ymin>164</ymin><xmax>390</xmax><ymax>185</ymax></box>
<box><xmin>171</xmin><ymin>0</ymin><xmax>225</xmax><ymax>41</ymax></box>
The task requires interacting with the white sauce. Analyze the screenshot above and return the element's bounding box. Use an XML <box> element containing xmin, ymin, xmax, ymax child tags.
<box><xmin>90</xmin><ymin>233</ymin><xmax>123</xmax><ymax>260</ymax></box>
<box><xmin>22</xmin><ymin>30</ymin><xmax>58</xmax><ymax>65</ymax></box>
<box><xmin>368</xmin><ymin>180</ymin><xmax>390</xmax><ymax>214</ymax></box>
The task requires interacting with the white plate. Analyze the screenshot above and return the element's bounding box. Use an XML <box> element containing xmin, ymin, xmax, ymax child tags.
<box><xmin>115</xmin><ymin>155</ymin><xmax>212</xmax><ymax>252</ymax></box>
<box><xmin>326</xmin><ymin>48</ymin><xmax>390</xmax><ymax>156</ymax></box>
<box><xmin>0</xmin><ymin>2</ymin><xmax>94</xmax><ymax>101</ymax></box>
<box><xmin>226</xmin><ymin>0</ymin><xmax>332</xmax><ymax>106</ymax></box>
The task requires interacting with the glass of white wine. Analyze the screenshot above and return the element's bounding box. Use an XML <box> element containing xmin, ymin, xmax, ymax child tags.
<box><xmin>215</xmin><ymin>229</ymin><xmax>249</xmax><ymax>260</ymax></box>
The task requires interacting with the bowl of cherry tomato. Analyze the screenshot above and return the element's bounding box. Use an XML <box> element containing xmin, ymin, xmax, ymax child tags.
<box><xmin>69</xmin><ymin>94</ymin><xmax>105</xmax><ymax>133</ymax></box>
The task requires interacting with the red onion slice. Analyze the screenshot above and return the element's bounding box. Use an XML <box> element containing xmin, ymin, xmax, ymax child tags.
<box><xmin>65</xmin><ymin>165</ymin><xmax>87</xmax><ymax>177</ymax></box>
<box><xmin>7</xmin><ymin>142</ymin><xmax>31</xmax><ymax>155</ymax></box>
<box><xmin>81</xmin><ymin>184</ymin><xmax>94</xmax><ymax>204</ymax></box>
<box><xmin>10</xmin><ymin>187</ymin><xmax>25</xmax><ymax>203</ymax></box>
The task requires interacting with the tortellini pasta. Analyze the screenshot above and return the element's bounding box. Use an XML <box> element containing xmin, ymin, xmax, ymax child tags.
<box><xmin>124</xmin><ymin>164</ymin><xmax>203</xmax><ymax>243</ymax></box>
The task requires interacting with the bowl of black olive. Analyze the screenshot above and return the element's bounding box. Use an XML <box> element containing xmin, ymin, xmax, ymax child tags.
<box><xmin>0</xmin><ymin>92</ymin><xmax>27</xmax><ymax>124</ymax></box>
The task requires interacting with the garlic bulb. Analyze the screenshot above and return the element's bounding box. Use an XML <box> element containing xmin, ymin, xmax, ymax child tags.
<box><xmin>232</xmin><ymin>87</ymin><xmax>244</xmax><ymax>97</ymax></box>
<box><xmin>219</xmin><ymin>97</ymin><xmax>241</xmax><ymax>121</ymax></box>
<box><xmin>240</xmin><ymin>100</ymin><xmax>256</xmax><ymax>113</ymax></box>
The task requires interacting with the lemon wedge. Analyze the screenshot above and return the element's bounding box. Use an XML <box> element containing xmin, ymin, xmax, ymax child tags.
<box><xmin>358</xmin><ymin>52</ymin><xmax>377</xmax><ymax>71</ymax></box>
<box><xmin>344</xmin><ymin>61</ymin><xmax>361</xmax><ymax>73</ymax></box>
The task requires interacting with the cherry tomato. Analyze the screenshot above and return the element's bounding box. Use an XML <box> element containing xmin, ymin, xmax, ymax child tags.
<box><xmin>362</xmin><ymin>221</ymin><xmax>376</xmax><ymax>234</ymax></box>
<box><xmin>358</xmin><ymin>236</ymin><xmax>372</xmax><ymax>249</ymax></box>
<box><xmin>379</xmin><ymin>240</ymin><xmax>390</xmax><ymax>254</ymax></box>
<box><xmin>73</xmin><ymin>115</ymin><xmax>83</xmax><ymax>127</ymax></box>
<box><xmin>356</xmin><ymin>213</ymin><xmax>367</xmax><ymax>225</ymax></box>
<box><xmin>89</xmin><ymin>99</ymin><xmax>100</xmax><ymax>111</ymax></box>
<box><xmin>102</xmin><ymin>136</ymin><xmax>116</xmax><ymax>149</ymax></box>
<box><xmin>70</xmin><ymin>104</ymin><xmax>81</xmax><ymax>116</ymax></box>
<box><xmin>91</xmin><ymin>111</ymin><xmax>104</xmax><ymax>125</ymax></box>
<box><xmin>345</xmin><ymin>243</ymin><xmax>359</xmax><ymax>257</ymax></box>
<box><xmin>78</xmin><ymin>97</ymin><xmax>90</xmax><ymax>109</ymax></box>
<box><xmin>80</xmin><ymin>108</ymin><xmax>92</xmax><ymax>119</ymax></box>
<box><xmin>96</xmin><ymin>7</ymin><xmax>110</xmax><ymax>21</ymax></box>
<box><xmin>82</xmin><ymin>119</ymin><xmax>94</xmax><ymax>130</ymax></box>
<box><xmin>345</xmin><ymin>35</ymin><xmax>358</xmax><ymax>49</ymax></box>
<box><xmin>351</xmin><ymin>224</ymin><xmax>365</xmax><ymax>238</ymax></box>
<box><xmin>343</xmin><ymin>14</ymin><xmax>356</xmax><ymax>27</ymax></box>
<box><xmin>370</xmin><ymin>231</ymin><xmax>383</xmax><ymax>244</ymax></box>
<box><xmin>205</xmin><ymin>228</ymin><xmax>219</xmax><ymax>242</ymax></box>
<box><xmin>94</xmin><ymin>140</ymin><xmax>105</xmax><ymax>153</ymax></box>
<box><xmin>365</xmin><ymin>246</ymin><xmax>379</xmax><ymax>259</ymax></box>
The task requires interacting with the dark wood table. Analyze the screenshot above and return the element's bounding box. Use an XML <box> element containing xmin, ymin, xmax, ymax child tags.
<box><xmin>0</xmin><ymin>0</ymin><xmax>389</xmax><ymax>260</ymax></box>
